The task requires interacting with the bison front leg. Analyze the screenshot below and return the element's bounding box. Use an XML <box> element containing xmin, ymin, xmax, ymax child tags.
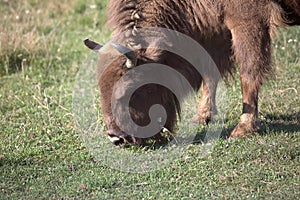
<box><xmin>193</xmin><ymin>80</ymin><xmax>218</xmax><ymax>125</ymax></box>
<box><xmin>229</xmin><ymin>21</ymin><xmax>271</xmax><ymax>138</ymax></box>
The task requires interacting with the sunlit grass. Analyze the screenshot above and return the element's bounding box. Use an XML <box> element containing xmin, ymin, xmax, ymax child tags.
<box><xmin>0</xmin><ymin>0</ymin><xmax>299</xmax><ymax>199</ymax></box>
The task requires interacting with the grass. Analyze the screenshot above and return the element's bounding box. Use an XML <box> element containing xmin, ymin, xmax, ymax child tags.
<box><xmin>0</xmin><ymin>0</ymin><xmax>299</xmax><ymax>199</ymax></box>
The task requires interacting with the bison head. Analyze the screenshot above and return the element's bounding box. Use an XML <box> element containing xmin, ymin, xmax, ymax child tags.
<box><xmin>84</xmin><ymin>39</ymin><xmax>180</xmax><ymax>146</ymax></box>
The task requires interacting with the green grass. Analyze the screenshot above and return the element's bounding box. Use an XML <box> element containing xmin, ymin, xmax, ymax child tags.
<box><xmin>0</xmin><ymin>0</ymin><xmax>299</xmax><ymax>199</ymax></box>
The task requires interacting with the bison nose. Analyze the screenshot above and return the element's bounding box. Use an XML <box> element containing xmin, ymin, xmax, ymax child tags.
<box><xmin>107</xmin><ymin>130</ymin><xmax>133</xmax><ymax>146</ymax></box>
<box><xmin>108</xmin><ymin>132</ymin><xmax>125</xmax><ymax>146</ymax></box>
<box><xmin>108</xmin><ymin>135</ymin><xmax>125</xmax><ymax>146</ymax></box>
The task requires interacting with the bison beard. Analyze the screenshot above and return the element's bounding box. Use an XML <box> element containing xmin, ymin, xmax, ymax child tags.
<box><xmin>84</xmin><ymin>0</ymin><xmax>300</xmax><ymax>146</ymax></box>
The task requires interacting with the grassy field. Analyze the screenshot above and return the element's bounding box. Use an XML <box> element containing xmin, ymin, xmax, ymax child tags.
<box><xmin>0</xmin><ymin>0</ymin><xmax>299</xmax><ymax>199</ymax></box>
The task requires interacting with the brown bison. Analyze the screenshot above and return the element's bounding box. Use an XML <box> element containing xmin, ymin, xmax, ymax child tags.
<box><xmin>84</xmin><ymin>0</ymin><xmax>300</xmax><ymax>146</ymax></box>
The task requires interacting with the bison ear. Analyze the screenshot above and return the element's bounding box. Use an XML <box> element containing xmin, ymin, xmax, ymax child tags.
<box><xmin>111</xmin><ymin>42</ymin><xmax>137</xmax><ymax>69</ymax></box>
<box><xmin>83</xmin><ymin>39</ymin><xmax>102</xmax><ymax>52</ymax></box>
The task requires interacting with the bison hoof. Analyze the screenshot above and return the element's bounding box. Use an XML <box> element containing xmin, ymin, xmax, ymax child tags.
<box><xmin>191</xmin><ymin>110</ymin><xmax>215</xmax><ymax>126</ymax></box>
<box><xmin>229</xmin><ymin>114</ymin><xmax>260</xmax><ymax>139</ymax></box>
<box><xmin>191</xmin><ymin>114</ymin><xmax>211</xmax><ymax>125</ymax></box>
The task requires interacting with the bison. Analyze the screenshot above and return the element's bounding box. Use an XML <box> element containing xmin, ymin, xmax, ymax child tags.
<box><xmin>84</xmin><ymin>0</ymin><xmax>300</xmax><ymax>146</ymax></box>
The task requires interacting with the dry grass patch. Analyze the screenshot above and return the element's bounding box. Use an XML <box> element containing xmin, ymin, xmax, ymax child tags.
<box><xmin>0</xmin><ymin>0</ymin><xmax>77</xmax><ymax>76</ymax></box>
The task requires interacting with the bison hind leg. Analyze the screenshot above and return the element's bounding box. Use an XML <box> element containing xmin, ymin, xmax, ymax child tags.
<box><xmin>227</xmin><ymin>18</ymin><xmax>272</xmax><ymax>138</ymax></box>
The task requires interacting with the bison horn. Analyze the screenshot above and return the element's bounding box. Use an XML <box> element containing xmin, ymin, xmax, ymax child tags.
<box><xmin>111</xmin><ymin>42</ymin><xmax>137</xmax><ymax>68</ymax></box>
<box><xmin>83</xmin><ymin>39</ymin><xmax>102</xmax><ymax>52</ymax></box>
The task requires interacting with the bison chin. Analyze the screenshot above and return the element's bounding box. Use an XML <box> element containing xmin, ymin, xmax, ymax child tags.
<box><xmin>107</xmin><ymin>84</ymin><xmax>180</xmax><ymax>146</ymax></box>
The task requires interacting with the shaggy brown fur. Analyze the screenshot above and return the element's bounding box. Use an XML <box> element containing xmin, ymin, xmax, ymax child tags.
<box><xmin>95</xmin><ymin>0</ymin><xmax>300</xmax><ymax>145</ymax></box>
<box><xmin>277</xmin><ymin>0</ymin><xmax>300</xmax><ymax>25</ymax></box>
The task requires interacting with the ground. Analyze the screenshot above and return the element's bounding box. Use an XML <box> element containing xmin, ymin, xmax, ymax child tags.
<box><xmin>0</xmin><ymin>0</ymin><xmax>299</xmax><ymax>199</ymax></box>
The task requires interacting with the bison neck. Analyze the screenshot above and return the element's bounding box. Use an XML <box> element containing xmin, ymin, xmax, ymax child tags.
<box><xmin>107</xmin><ymin>0</ymin><xmax>233</xmax><ymax>87</ymax></box>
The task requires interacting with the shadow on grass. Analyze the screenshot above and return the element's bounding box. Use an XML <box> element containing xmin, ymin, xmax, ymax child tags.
<box><xmin>0</xmin><ymin>49</ymin><xmax>48</xmax><ymax>77</ymax></box>
<box><xmin>259</xmin><ymin>112</ymin><xmax>300</xmax><ymax>135</ymax></box>
<box><xmin>139</xmin><ymin>126</ymin><xmax>230</xmax><ymax>149</ymax></box>
<box><xmin>89</xmin><ymin>112</ymin><xmax>300</xmax><ymax>151</ymax></box>
<box><xmin>0</xmin><ymin>50</ymin><xmax>29</xmax><ymax>76</ymax></box>
<box><xmin>192</xmin><ymin>112</ymin><xmax>299</xmax><ymax>145</ymax></box>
